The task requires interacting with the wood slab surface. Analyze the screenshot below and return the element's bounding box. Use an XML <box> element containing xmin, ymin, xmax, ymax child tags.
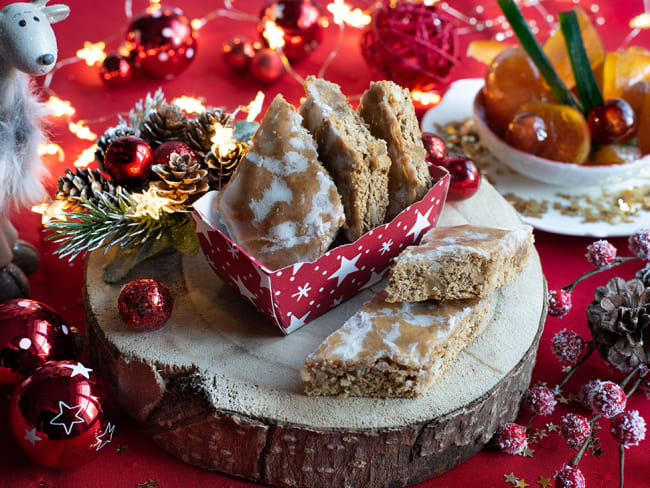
<box><xmin>85</xmin><ymin>180</ymin><xmax>547</xmax><ymax>488</ymax></box>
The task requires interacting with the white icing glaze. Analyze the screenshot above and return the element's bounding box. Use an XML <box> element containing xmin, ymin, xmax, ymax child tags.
<box><xmin>249</xmin><ymin>178</ymin><xmax>293</xmax><ymax>223</ymax></box>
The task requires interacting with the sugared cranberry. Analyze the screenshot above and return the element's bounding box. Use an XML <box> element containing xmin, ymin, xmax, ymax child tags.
<box><xmin>588</xmin><ymin>98</ymin><xmax>637</xmax><ymax>144</ymax></box>
<box><xmin>610</xmin><ymin>410</ymin><xmax>646</xmax><ymax>447</ymax></box>
<box><xmin>561</xmin><ymin>413</ymin><xmax>591</xmax><ymax>446</ymax></box>
<box><xmin>554</xmin><ymin>465</ymin><xmax>586</xmax><ymax>488</ymax></box>
<box><xmin>590</xmin><ymin>380</ymin><xmax>626</xmax><ymax>418</ymax></box>
<box><xmin>526</xmin><ymin>386</ymin><xmax>557</xmax><ymax>416</ymax></box>
<box><xmin>628</xmin><ymin>228</ymin><xmax>650</xmax><ymax>259</ymax></box>
<box><xmin>585</xmin><ymin>240</ymin><xmax>617</xmax><ymax>268</ymax></box>
<box><xmin>552</xmin><ymin>329</ymin><xmax>585</xmax><ymax>364</ymax></box>
<box><xmin>580</xmin><ymin>379</ymin><xmax>603</xmax><ymax>409</ymax></box>
<box><xmin>494</xmin><ymin>422</ymin><xmax>527</xmax><ymax>455</ymax></box>
<box><xmin>548</xmin><ymin>290</ymin><xmax>572</xmax><ymax>318</ymax></box>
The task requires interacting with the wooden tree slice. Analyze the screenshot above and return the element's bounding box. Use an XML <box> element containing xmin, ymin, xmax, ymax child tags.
<box><xmin>85</xmin><ymin>181</ymin><xmax>547</xmax><ymax>488</ymax></box>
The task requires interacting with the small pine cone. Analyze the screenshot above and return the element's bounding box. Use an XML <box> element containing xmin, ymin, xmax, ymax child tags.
<box><xmin>141</xmin><ymin>102</ymin><xmax>188</xmax><ymax>148</ymax></box>
<box><xmin>150</xmin><ymin>152</ymin><xmax>209</xmax><ymax>205</ymax></box>
<box><xmin>185</xmin><ymin>108</ymin><xmax>233</xmax><ymax>158</ymax></box>
<box><xmin>205</xmin><ymin>140</ymin><xmax>247</xmax><ymax>191</ymax></box>
<box><xmin>95</xmin><ymin>125</ymin><xmax>137</xmax><ymax>166</ymax></box>
<box><xmin>57</xmin><ymin>168</ymin><xmax>116</xmax><ymax>205</ymax></box>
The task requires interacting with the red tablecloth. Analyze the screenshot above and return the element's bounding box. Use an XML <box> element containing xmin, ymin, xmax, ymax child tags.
<box><xmin>1</xmin><ymin>1</ymin><xmax>648</xmax><ymax>487</ymax></box>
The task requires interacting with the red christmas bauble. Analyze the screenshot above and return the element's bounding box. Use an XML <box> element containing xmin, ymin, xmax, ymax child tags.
<box><xmin>361</xmin><ymin>2</ymin><xmax>459</xmax><ymax>91</ymax></box>
<box><xmin>118</xmin><ymin>279</ymin><xmax>173</xmax><ymax>332</ymax></box>
<box><xmin>250</xmin><ymin>48</ymin><xmax>285</xmax><ymax>84</ymax></box>
<box><xmin>421</xmin><ymin>132</ymin><xmax>448</xmax><ymax>168</ymax></box>
<box><xmin>153</xmin><ymin>141</ymin><xmax>197</xmax><ymax>166</ymax></box>
<box><xmin>0</xmin><ymin>300</ymin><xmax>82</xmax><ymax>385</ymax></box>
<box><xmin>125</xmin><ymin>6</ymin><xmax>197</xmax><ymax>79</ymax></box>
<box><xmin>223</xmin><ymin>36</ymin><xmax>256</xmax><ymax>73</ymax></box>
<box><xmin>99</xmin><ymin>53</ymin><xmax>133</xmax><ymax>88</ymax></box>
<box><xmin>443</xmin><ymin>157</ymin><xmax>481</xmax><ymax>201</ymax></box>
<box><xmin>10</xmin><ymin>360</ymin><xmax>117</xmax><ymax>469</ymax></box>
<box><xmin>104</xmin><ymin>136</ymin><xmax>154</xmax><ymax>185</ymax></box>
<box><xmin>258</xmin><ymin>0</ymin><xmax>323</xmax><ymax>62</ymax></box>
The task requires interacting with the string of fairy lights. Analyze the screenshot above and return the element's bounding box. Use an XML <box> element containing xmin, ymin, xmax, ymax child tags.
<box><xmin>38</xmin><ymin>0</ymin><xmax>650</xmax><ymax>171</ymax></box>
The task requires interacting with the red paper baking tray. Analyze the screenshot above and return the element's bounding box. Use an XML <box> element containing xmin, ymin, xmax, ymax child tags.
<box><xmin>193</xmin><ymin>166</ymin><xmax>450</xmax><ymax>334</ymax></box>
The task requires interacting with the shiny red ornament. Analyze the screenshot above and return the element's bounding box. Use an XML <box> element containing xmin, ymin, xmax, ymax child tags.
<box><xmin>10</xmin><ymin>360</ymin><xmax>117</xmax><ymax>469</ymax></box>
<box><xmin>99</xmin><ymin>53</ymin><xmax>133</xmax><ymax>88</ymax></box>
<box><xmin>250</xmin><ymin>48</ymin><xmax>286</xmax><ymax>84</ymax></box>
<box><xmin>421</xmin><ymin>132</ymin><xmax>448</xmax><ymax>169</ymax></box>
<box><xmin>443</xmin><ymin>157</ymin><xmax>481</xmax><ymax>201</ymax></box>
<box><xmin>223</xmin><ymin>36</ymin><xmax>256</xmax><ymax>73</ymax></box>
<box><xmin>118</xmin><ymin>279</ymin><xmax>173</xmax><ymax>332</ymax></box>
<box><xmin>0</xmin><ymin>300</ymin><xmax>82</xmax><ymax>385</ymax></box>
<box><xmin>153</xmin><ymin>141</ymin><xmax>197</xmax><ymax>167</ymax></box>
<box><xmin>125</xmin><ymin>6</ymin><xmax>197</xmax><ymax>79</ymax></box>
<box><xmin>258</xmin><ymin>0</ymin><xmax>323</xmax><ymax>62</ymax></box>
<box><xmin>587</xmin><ymin>98</ymin><xmax>637</xmax><ymax>144</ymax></box>
<box><xmin>103</xmin><ymin>136</ymin><xmax>154</xmax><ymax>185</ymax></box>
<box><xmin>361</xmin><ymin>2</ymin><xmax>459</xmax><ymax>91</ymax></box>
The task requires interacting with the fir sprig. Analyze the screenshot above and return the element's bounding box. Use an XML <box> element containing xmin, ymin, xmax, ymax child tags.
<box><xmin>45</xmin><ymin>187</ymin><xmax>191</xmax><ymax>261</ymax></box>
<box><xmin>119</xmin><ymin>88</ymin><xmax>166</xmax><ymax>135</ymax></box>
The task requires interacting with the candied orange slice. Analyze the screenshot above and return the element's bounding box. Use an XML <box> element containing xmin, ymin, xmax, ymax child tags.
<box><xmin>602</xmin><ymin>47</ymin><xmax>650</xmax><ymax>100</ymax></box>
<box><xmin>621</xmin><ymin>80</ymin><xmax>650</xmax><ymax>117</ymax></box>
<box><xmin>638</xmin><ymin>88</ymin><xmax>650</xmax><ymax>154</ymax></box>
<box><xmin>543</xmin><ymin>7</ymin><xmax>605</xmax><ymax>89</ymax></box>
<box><xmin>514</xmin><ymin>102</ymin><xmax>591</xmax><ymax>164</ymax></box>
<box><xmin>466</xmin><ymin>40</ymin><xmax>514</xmax><ymax>65</ymax></box>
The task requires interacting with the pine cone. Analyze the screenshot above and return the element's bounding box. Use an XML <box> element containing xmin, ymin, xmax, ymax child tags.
<box><xmin>150</xmin><ymin>152</ymin><xmax>209</xmax><ymax>205</ymax></box>
<box><xmin>205</xmin><ymin>141</ymin><xmax>247</xmax><ymax>191</ymax></box>
<box><xmin>57</xmin><ymin>168</ymin><xmax>116</xmax><ymax>206</ymax></box>
<box><xmin>95</xmin><ymin>125</ymin><xmax>137</xmax><ymax>166</ymax></box>
<box><xmin>140</xmin><ymin>102</ymin><xmax>188</xmax><ymax>148</ymax></box>
<box><xmin>185</xmin><ymin>109</ymin><xmax>233</xmax><ymax>158</ymax></box>
<box><xmin>587</xmin><ymin>277</ymin><xmax>650</xmax><ymax>370</ymax></box>
<box><xmin>636</xmin><ymin>262</ymin><xmax>650</xmax><ymax>288</ymax></box>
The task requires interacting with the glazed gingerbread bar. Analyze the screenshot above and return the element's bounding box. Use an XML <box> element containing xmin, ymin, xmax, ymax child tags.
<box><xmin>301</xmin><ymin>291</ymin><xmax>491</xmax><ymax>398</ymax></box>
<box><xmin>299</xmin><ymin>76</ymin><xmax>391</xmax><ymax>242</ymax></box>
<box><xmin>358</xmin><ymin>80</ymin><xmax>432</xmax><ymax>220</ymax></box>
<box><xmin>384</xmin><ymin>224</ymin><xmax>534</xmax><ymax>302</ymax></box>
<box><xmin>217</xmin><ymin>94</ymin><xmax>345</xmax><ymax>270</ymax></box>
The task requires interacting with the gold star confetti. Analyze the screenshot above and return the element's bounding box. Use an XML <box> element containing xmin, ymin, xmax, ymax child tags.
<box><xmin>115</xmin><ymin>445</ymin><xmax>128</xmax><ymax>455</ymax></box>
<box><xmin>504</xmin><ymin>473</ymin><xmax>519</xmax><ymax>485</ymax></box>
<box><xmin>519</xmin><ymin>446</ymin><xmax>535</xmax><ymax>458</ymax></box>
<box><xmin>546</xmin><ymin>423</ymin><xmax>560</xmax><ymax>433</ymax></box>
<box><xmin>592</xmin><ymin>446</ymin><xmax>604</xmax><ymax>458</ymax></box>
<box><xmin>137</xmin><ymin>481</ymin><xmax>160</xmax><ymax>488</ymax></box>
<box><xmin>568</xmin><ymin>393</ymin><xmax>579</xmax><ymax>402</ymax></box>
<box><xmin>557</xmin><ymin>394</ymin><xmax>569</xmax><ymax>405</ymax></box>
<box><xmin>593</xmin><ymin>422</ymin><xmax>602</xmax><ymax>431</ymax></box>
<box><xmin>561</xmin><ymin>365</ymin><xmax>572</xmax><ymax>373</ymax></box>
<box><xmin>516</xmin><ymin>479</ymin><xmax>530</xmax><ymax>488</ymax></box>
<box><xmin>536</xmin><ymin>429</ymin><xmax>548</xmax><ymax>440</ymax></box>
<box><xmin>537</xmin><ymin>476</ymin><xmax>552</xmax><ymax>488</ymax></box>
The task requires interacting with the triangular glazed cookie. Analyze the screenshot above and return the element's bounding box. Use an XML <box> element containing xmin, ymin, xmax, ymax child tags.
<box><xmin>217</xmin><ymin>94</ymin><xmax>345</xmax><ymax>270</ymax></box>
<box><xmin>299</xmin><ymin>76</ymin><xmax>391</xmax><ymax>242</ymax></box>
<box><xmin>358</xmin><ymin>80</ymin><xmax>432</xmax><ymax>219</ymax></box>
<box><xmin>301</xmin><ymin>291</ymin><xmax>491</xmax><ymax>397</ymax></box>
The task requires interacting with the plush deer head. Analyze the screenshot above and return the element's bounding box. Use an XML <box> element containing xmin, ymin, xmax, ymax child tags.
<box><xmin>0</xmin><ymin>0</ymin><xmax>70</xmax><ymax>76</ymax></box>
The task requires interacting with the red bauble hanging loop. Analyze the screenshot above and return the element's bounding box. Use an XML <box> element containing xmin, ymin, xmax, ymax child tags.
<box><xmin>125</xmin><ymin>6</ymin><xmax>197</xmax><ymax>79</ymax></box>
<box><xmin>0</xmin><ymin>299</ymin><xmax>83</xmax><ymax>385</ymax></box>
<box><xmin>9</xmin><ymin>360</ymin><xmax>117</xmax><ymax>469</ymax></box>
<box><xmin>361</xmin><ymin>2</ymin><xmax>459</xmax><ymax>91</ymax></box>
<box><xmin>99</xmin><ymin>53</ymin><xmax>133</xmax><ymax>88</ymax></box>
<box><xmin>258</xmin><ymin>0</ymin><xmax>324</xmax><ymax>62</ymax></box>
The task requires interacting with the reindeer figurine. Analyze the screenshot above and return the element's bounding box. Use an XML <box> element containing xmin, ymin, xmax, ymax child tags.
<box><xmin>0</xmin><ymin>0</ymin><xmax>69</xmax><ymax>300</ymax></box>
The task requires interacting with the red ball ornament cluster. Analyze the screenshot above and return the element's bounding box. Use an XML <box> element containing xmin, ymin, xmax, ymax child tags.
<box><xmin>10</xmin><ymin>361</ymin><xmax>117</xmax><ymax>469</ymax></box>
<box><xmin>421</xmin><ymin>132</ymin><xmax>481</xmax><ymax>201</ymax></box>
<box><xmin>100</xmin><ymin>6</ymin><xmax>197</xmax><ymax>87</ymax></box>
<box><xmin>118</xmin><ymin>278</ymin><xmax>174</xmax><ymax>332</ymax></box>
<box><xmin>223</xmin><ymin>36</ymin><xmax>286</xmax><ymax>85</ymax></box>
<box><xmin>361</xmin><ymin>2</ymin><xmax>459</xmax><ymax>92</ymax></box>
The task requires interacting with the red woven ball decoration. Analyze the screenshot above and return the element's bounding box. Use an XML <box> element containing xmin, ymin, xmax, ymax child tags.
<box><xmin>361</xmin><ymin>2</ymin><xmax>459</xmax><ymax>91</ymax></box>
<box><xmin>118</xmin><ymin>279</ymin><xmax>173</xmax><ymax>332</ymax></box>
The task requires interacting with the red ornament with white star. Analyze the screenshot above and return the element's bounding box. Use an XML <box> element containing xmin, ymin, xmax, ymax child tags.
<box><xmin>9</xmin><ymin>360</ymin><xmax>117</xmax><ymax>469</ymax></box>
<box><xmin>193</xmin><ymin>168</ymin><xmax>450</xmax><ymax>332</ymax></box>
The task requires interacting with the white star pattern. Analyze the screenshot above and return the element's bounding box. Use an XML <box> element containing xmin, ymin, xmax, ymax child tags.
<box><xmin>288</xmin><ymin>311</ymin><xmax>310</xmax><ymax>330</ymax></box>
<box><xmin>291</xmin><ymin>283</ymin><xmax>311</xmax><ymax>302</ymax></box>
<box><xmin>361</xmin><ymin>269</ymin><xmax>387</xmax><ymax>290</ymax></box>
<box><xmin>255</xmin><ymin>265</ymin><xmax>271</xmax><ymax>291</ymax></box>
<box><xmin>331</xmin><ymin>297</ymin><xmax>343</xmax><ymax>307</ymax></box>
<box><xmin>406</xmin><ymin>208</ymin><xmax>433</xmax><ymax>242</ymax></box>
<box><xmin>63</xmin><ymin>362</ymin><xmax>93</xmax><ymax>379</ymax></box>
<box><xmin>95</xmin><ymin>422</ymin><xmax>115</xmax><ymax>451</ymax></box>
<box><xmin>23</xmin><ymin>427</ymin><xmax>42</xmax><ymax>446</ymax></box>
<box><xmin>292</xmin><ymin>262</ymin><xmax>303</xmax><ymax>275</ymax></box>
<box><xmin>50</xmin><ymin>401</ymin><xmax>85</xmax><ymax>436</ymax></box>
<box><xmin>194</xmin><ymin>220</ymin><xmax>214</xmax><ymax>243</ymax></box>
<box><xmin>233</xmin><ymin>276</ymin><xmax>257</xmax><ymax>303</ymax></box>
<box><xmin>379</xmin><ymin>239</ymin><xmax>393</xmax><ymax>255</ymax></box>
<box><xmin>227</xmin><ymin>243</ymin><xmax>239</xmax><ymax>259</ymax></box>
<box><xmin>328</xmin><ymin>254</ymin><xmax>361</xmax><ymax>287</ymax></box>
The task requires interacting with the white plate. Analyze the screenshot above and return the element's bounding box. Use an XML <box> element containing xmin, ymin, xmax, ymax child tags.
<box><xmin>421</xmin><ymin>78</ymin><xmax>650</xmax><ymax>237</ymax></box>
